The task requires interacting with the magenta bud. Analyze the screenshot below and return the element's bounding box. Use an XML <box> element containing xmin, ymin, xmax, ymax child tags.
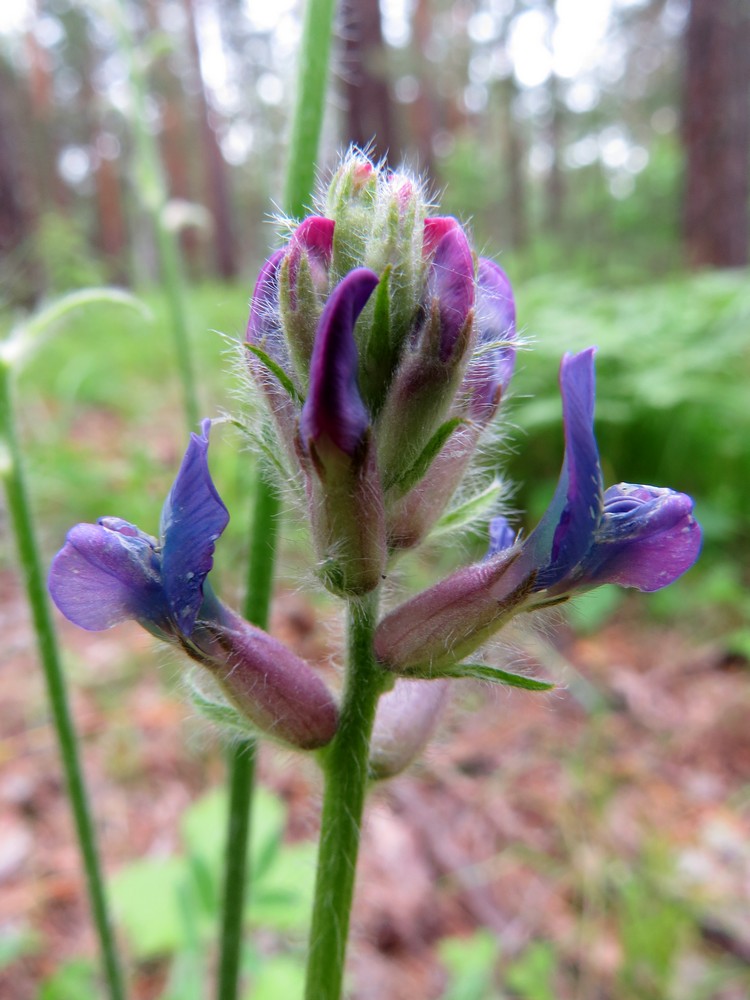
<box><xmin>300</xmin><ymin>268</ymin><xmax>379</xmax><ymax>457</ymax></box>
<box><xmin>370</xmin><ymin>679</ymin><xmax>450</xmax><ymax>779</ymax></box>
<box><xmin>193</xmin><ymin>605</ymin><xmax>339</xmax><ymax>750</ymax></box>
<box><xmin>422</xmin><ymin>216</ymin><xmax>462</xmax><ymax>258</ymax></box>
<box><xmin>287</xmin><ymin>216</ymin><xmax>335</xmax><ymax>303</ymax></box>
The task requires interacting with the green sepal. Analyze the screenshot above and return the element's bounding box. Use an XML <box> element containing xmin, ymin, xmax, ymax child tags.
<box><xmin>189</xmin><ymin>687</ymin><xmax>260</xmax><ymax>736</ymax></box>
<box><xmin>246</xmin><ymin>344</ymin><xmax>304</xmax><ymax>404</ymax></box>
<box><xmin>431</xmin><ymin>479</ymin><xmax>506</xmax><ymax>537</ymax></box>
<box><xmin>359</xmin><ymin>265</ymin><xmax>393</xmax><ymax>413</ymax></box>
<box><xmin>384</xmin><ymin>416</ymin><xmax>465</xmax><ymax>495</ymax></box>
<box><xmin>438</xmin><ymin>663</ymin><xmax>554</xmax><ymax>691</ymax></box>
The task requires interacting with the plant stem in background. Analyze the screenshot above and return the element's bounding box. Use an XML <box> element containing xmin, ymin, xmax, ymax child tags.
<box><xmin>0</xmin><ymin>363</ymin><xmax>127</xmax><ymax>1000</ymax></box>
<box><xmin>284</xmin><ymin>0</ymin><xmax>338</xmax><ymax>219</ymax></box>
<box><xmin>103</xmin><ymin>0</ymin><xmax>200</xmax><ymax>432</ymax></box>
<box><xmin>304</xmin><ymin>593</ymin><xmax>385</xmax><ymax>1000</ymax></box>
<box><xmin>216</xmin><ymin>464</ymin><xmax>277</xmax><ymax>1000</ymax></box>
<box><xmin>216</xmin><ymin>0</ymin><xmax>340</xmax><ymax>994</ymax></box>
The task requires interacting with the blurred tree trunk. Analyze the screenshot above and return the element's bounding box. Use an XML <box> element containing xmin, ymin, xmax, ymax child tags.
<box><xmin>183</xmin><ymin>0</ymin><xmax>238</xmax><ymax>279</ymax></box>
<box><xmin>342</xmin><ymin>0</ymin><xmax>399</xmax><ymax>162</ymax></box>
<box><xmin>0</xmin><ymin>56</ymin><xmax>39</xmax><ymax>305</ymax></box>
<box><xmin>498</xmin><ymin>76</ymin><xmax>528</xmax><ymax>252</ymax></box>
<box><xmin>24</xmin><ymin>25</ymin><xmax>67</xmax><ymax>212</ymax></box>
<box><xmin>409</xmin><ymin>0</ymin><xmax>437</xmax><ymax>179</ymax></box>
<box><xmin>682</xmin><ymin>0</ymin><xmax>750</xmax><ymax>267</ymax></box>
<box><xmin>545</xmin><ymin>71</ymin><xmax>565</xmax><ymax>233</ymax></box>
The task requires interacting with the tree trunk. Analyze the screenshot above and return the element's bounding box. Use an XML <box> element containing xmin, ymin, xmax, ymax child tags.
<box><xmin>682</xmin><ymin>0</ymin><xmax>750</xmax><ymax>268</ymax></box>
<box><xmin>341</xmin><ymin>0</ymin><xmax>399</xmax><ymax>163</ymax></box>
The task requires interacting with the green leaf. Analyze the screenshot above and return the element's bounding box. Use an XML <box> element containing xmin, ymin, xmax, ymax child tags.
<box><xmin>431</xmin><ymin>479</ymin><xmax>506</xmax><ymax>537</ymax></box>
<box><xmin>441</xmin><ymin>663</ymin><xmax>554</xmax><ymax>691</ymax></box>
<box><xmin>385</xmin><ymin>417</ymin><xmax>465</xmax><ymax>495</ymax></box>
<box><xmin>246</xmin><ymin>344</ymin><xmax>304</xmax><ymax>404</ymax></box>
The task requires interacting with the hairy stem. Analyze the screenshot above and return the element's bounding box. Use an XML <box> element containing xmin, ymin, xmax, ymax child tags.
<box><xmin>304</xmin><ymin>592</ymin><xmax>384</xmax><ymax>1000</ymax></box>
<box><xmin>0</xmin><ymin>365</ymin><xmax>126</xmax><ymax>1000</ymax></box>
<box><xmin>217</xmin><ymin>0</ymin><xmax>339</xmax><ymax>992</ymax></box>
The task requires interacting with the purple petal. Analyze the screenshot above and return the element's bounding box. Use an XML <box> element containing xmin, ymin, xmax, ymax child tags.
<box><xmin>160</xmin><ymin>420</ymin><xmax>230</xmax><ymax>636</ymax></box>
<box><xmin>486</xmin><ymin>516</ymin><xmax>517</xmax><ymax>558</ymax></box>
<box><xmin>246</xmin><ymin>249</ymin><xmax>285</xmax><ymax>358</ymax></box>
<box><xmin>428</xmin><ymin>227</ymin><xmax>475</xmax><ymax>361</ymax></box>
<box><xmin>469</xmin><ymin>258</ymin><xmax>516</xmax><ymax>416</ymax></box>
<box><xmin>575</xmin><ymin>484</ymin><xmax>702</xmax><ymax>591</ymax></box>
<box><xmin>526</xmin><ymin>349</ymin><xmax>603</xmax><ymax>590</ymax></box>
<box><xmin>299</xmin><ymin>268</ymin><xmax>379</xmax><ymax>456</ymax></box>
<box><xmin>49</xmin><ymin>521</ymin><xmax>166</xmax><ymax>631</ymax></box>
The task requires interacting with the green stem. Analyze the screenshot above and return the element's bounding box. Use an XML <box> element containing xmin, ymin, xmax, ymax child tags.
<box><xmin>304</xmin><ymin>593</ymin><xmax>384</xmax><ymax>1000</ymax></box>
<box><xmin>0</xmin><ymin>365</ymin><xmax>126</xmax><ymax>1000</ymax></box>
<box><xmin>215</xmin><ymin>467</ymin><xmax>278</xmax><ymax>1000</ymax></box>
<box><xmin>106</xmin><ymin>0</ymin><xmax>199</xmax><ymax>432</ymax></box>
<box><xmin>153</xmin><ymin>212</ymin><xmax>200</xmax><ymax>431</ymax></box>
<box><xmin>216</xmin><ymin>739</ymin><xmax>256</xmax><ymax>1000</ymax></box>
<box><xmin>216</xmin><ymin>0</ymin><xmax>339</xmax><ymax>990</ymax></box>
<box><xmin>284</xmin><ymin>0</ymin><xmax>338</xmax><ymax>220</ymax></box>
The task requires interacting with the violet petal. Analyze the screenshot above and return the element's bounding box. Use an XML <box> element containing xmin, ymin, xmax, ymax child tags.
<box><xmin>428</xmin><ymin>227</ymin><xmax>475</xmax><ymax>361</ymax></box>
<box><xmin>48</xmin><ymin>521</ymin><xmax>166</xmax><ymax>631</ymax></box>
<box><xmin>160</xmin><ymin>420</ymin><xmax>230</xmax><ymax>635</ymax></box>
<box><xmin>470</xmin><ymin>258</ymin><xmax>516</xmax><ymax>415</ymax></box>
<box><xmin>574</xmin><ymin>484</ymin><xmax>702</xmax><ymax>591</ymax></box>
<box><xmin>246</xmin><ymin>249</ymin><xmax>285</xmax><ymax>357</ymax></box>
<box><xmin>525</xmin><ymin>349</ymin><xmax>602</xmax><ymax>590</ymax></box>
<box><xmin>300</xmin><ymin>268</ymin><xmax>379</xmax><ymax>456</ymax></box>
<box><xmin>486</xmin><ymin>515</ymin><xmax>517</xmax><ymax>558</ymax></box>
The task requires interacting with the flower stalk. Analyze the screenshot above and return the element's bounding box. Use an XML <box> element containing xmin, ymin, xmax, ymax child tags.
<box><xmin>304</xmin><ymin>592</ymin><xmax>385</xmax><ymax>1000</ymax></box>
<box><xmin>218</xmin><ymin>0</ymin><xmax>340</xmax><ymax>995</ymax></box>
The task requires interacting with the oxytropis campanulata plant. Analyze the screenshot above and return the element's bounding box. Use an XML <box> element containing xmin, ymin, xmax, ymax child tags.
<box><xmin>49</xmin><ymin>151</ymin><xmax>701</xmax><ymax>756</ymax></box>
<box><xmin>48</xmin><ymin>151</ymin><xmax>701</xmax><ymax>994</ymax></box>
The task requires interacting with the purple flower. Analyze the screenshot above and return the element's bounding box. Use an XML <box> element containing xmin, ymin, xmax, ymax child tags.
<box><xmin>48</xmin><ymin>422</ymin><xmax>339</xmax><ymax>749</ymax></box>
<box><xmin>516</xmin><ymin>349</ymin><xmax>701</xmax><ymax>595</ymax></box>
<box><xmin>49</xmin><ymin>420</ymin><xmax>229</xmax><ymax>638</ymax></box>
<box><xmin>376</xmin><ymin>349</ymin><xmax>701</xmax><ymax>676</ymax></box>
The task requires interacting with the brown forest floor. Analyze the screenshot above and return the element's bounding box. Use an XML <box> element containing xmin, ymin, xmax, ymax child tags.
<box><xmin>1</xmin><ymin>567</ymin><xmax>749</xmax><ymax>1000</ymax></box>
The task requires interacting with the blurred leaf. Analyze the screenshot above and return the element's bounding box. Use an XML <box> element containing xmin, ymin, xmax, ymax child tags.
<box><xmin>505</xmin><ymin>942</ymin><xmax>557</xmax><ymax>1000</ymax></box>
<box><xmin>440</xmin><ymin>929</ymin><xmax>500</xmax><ymax>1000</ymax></box>
<box><xmin>566</xmin><ymin>586</ymin><xmax>623</xmax><ymax>634</ymax></box>
<box><xmin>37</xmin><ymin>959</ymin><xmax>98</xmax><ymax>1000</ymax></box>
<box><xmin>110</xmin><ymin>856</ymin><xmax>187</xmax><ymax>957</ymax></box>
<box><xmin>245</xmin><ymin>954</ymin><xmax>306</xmax><ymax>1000</ymax></box>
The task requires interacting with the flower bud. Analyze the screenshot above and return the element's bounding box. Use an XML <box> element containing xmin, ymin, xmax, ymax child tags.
<box><xmin>369</xmin><ymin>679</ymin><xmax>450</xmax><ymax>779</ymax></box>
<box><xmin>376</xmin><ymin>225</ymin><xmax>476</xmax><ymax>485</ymax></box>
<box><xmin>374</xmin><ymin>549</ymin><xmax>532</xmax><ymax>676</ymax></box>
<box><xmin>190</xmin><ymin>604</ymin><xmax>339</xmax><ymax>751</ymax></box>
<box><xmin>279</xmin><ymin>216</ymin><xmax>335</xmax><ymax>375</ymax></box>
<box><xmin>299</xmin><ymin>269</ymin><xmax>387</xmax><ymax>596</ymax></box>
